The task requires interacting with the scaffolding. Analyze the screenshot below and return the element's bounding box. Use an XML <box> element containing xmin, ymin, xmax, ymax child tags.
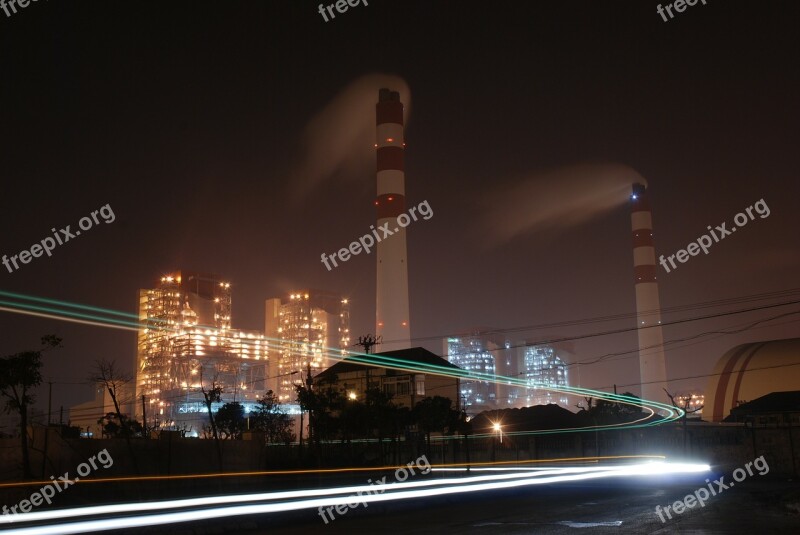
<box><xmin>273</xmin><ymin>291</ymin><xmax>351</xmax><ymax>403</ymax></box>
<box><xmin>136</xmin><ymin>271</ymin><xmax>269</xmax><ymax>428</ymax></box>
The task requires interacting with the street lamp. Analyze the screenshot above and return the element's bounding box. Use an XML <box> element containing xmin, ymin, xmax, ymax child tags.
<box><xmin>492</xmin><ymin>421</ymin><xmax>503</xmax><ymax>444</ymax></box>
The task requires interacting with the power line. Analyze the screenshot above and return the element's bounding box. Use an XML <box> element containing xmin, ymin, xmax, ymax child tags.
<box><xmin>399</xmin><ymin>287</ymin><xmax>800</xmax><ymax>347</ymax></box>
<box><xmin>431</xmin><ymin>299</ymin><xmax>800</xmax><ymax>360</ymax></box>
<box><xmin>596</xmin><ymin>359</ymin><xmax>800</xmax><ymax>392</ymax></box>
<box><xmin>11</xmin><ymin>287</ymin><xmax>800</xmax><ymax>415</ymax></box>
<box><xmin>568</xmin><ymin>309</ymin><xmax>800</xmax><ymax>368</ymax></box>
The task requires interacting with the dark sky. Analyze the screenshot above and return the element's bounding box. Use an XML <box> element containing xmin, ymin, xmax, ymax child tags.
<box><xmin>2</xmin><ymin>0</ymin><xmax>798</xmax><ymax>414</ymax></box>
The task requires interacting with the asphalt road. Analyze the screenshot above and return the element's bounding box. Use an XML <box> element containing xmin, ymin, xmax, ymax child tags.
<box><xmin>124</xmin><ymin>475</ymin><xmax>799</xmax><ymax>535</ymax></box>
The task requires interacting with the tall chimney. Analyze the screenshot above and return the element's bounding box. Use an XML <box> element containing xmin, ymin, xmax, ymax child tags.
<box><xmin>375</xmin><ymin>89</ymin><xmax>411</xmax><ymax>351</ymax></box>
<box><xmin>631</xmin><ymin>183</ymin><xmax>669</xmax><ymax>406</ymax></box>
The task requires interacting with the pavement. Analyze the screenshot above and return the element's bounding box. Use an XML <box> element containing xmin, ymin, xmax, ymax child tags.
<box><xmin>125</xmin><ymin>475</ymin><xmax>800</xmax><ymax>534</ymax></box>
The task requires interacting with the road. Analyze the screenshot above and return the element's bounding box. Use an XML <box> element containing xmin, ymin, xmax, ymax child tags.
<box><xmin>125</xmin><ymin>475</ymin><xmax>800</xmax><ymax>534</ymax></box>
<box><xmin>3</xmin><ymin>463</ymin><xmax>798</xmax><ymax>534</ymax></box>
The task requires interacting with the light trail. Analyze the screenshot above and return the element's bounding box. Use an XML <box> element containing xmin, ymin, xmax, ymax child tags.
<box><xmin>0</xmin><ymin>455</ymin><xmax>665</xmax><ymax>489</ymax></box>
<box><xmin>0</xmin><ymin>307</ymin><xmax>140</xmax><ymax>332</ymax></box>
<box><xmin>0</xmin><ymin>290</ymin><xmax>684</xmax><ymax>431</ymax></box>
<box><xmin>0</xmin><ymin>290</ymin><xmax>142</xmax><ymax>320</ymax></box>
<box><xmin>0</xmin><ymin>461</ymin><xmax>709</xmax><ymax>534</ymax></box>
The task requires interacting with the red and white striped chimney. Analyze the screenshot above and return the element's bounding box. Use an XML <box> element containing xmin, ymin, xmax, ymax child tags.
<box><xmin>631</xmin><ymin>183</ymin><xmax>669</xmax><ymax>405</ymax></box>
<box><xmin>375</xmin><ymin>88</ymin><xmax>411</xmax><ymax>351</ymax></box>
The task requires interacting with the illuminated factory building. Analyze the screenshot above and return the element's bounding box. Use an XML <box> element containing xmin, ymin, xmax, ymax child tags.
<box><xmin>136</xmin><ymin>271</ymin><xmax>269</xmax><ymax>431</ymax></box>
<box><xmin>675</xmin><ymin>391</ymin><xmax>705</xmax><ymax>416</ymax></box>
<box><xmin>445</xmin><ymin>336</ymin><xmax>497</xmax><ymax>411</ymax></box>
<box><xmin>445</xmin><ymin>333</ymin><xmax>571</xmax><ymax>413</ymax></box>
<box><xmin>523</xmin><ymin>345</ymin><xmax>569</xmax><ymax>407</ymax></box>
<box><xmin>265</xmin><ymin>291</ymin><xmax>350</xmax><ymax>402</ymax></box>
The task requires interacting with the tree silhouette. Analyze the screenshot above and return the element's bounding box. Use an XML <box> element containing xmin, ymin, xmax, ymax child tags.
<box><xmin>0</xmin><ymin>335</ymin><xmax>61</xmax><ymax>479</ymax></box>
<box><xmin>88</xmin><ymin>358</ymin><xmax>139</xmax><ymax>473</ymax></box>
<box><xmin>412</xmin><ymin>396</ymin><xmax>458</xmax><ymax>454</ymax></box>
<box><xmin>251</xmin><ymin>390</ymin><xmax>295</xmax><ymax>444</ymax></box>
<box><xmin>200</xmin><ymin>377</ymin><xmax>224</xmax><ymax>469</ymax></box>
<box><xmin>97</xmin><ymin>412</ymin><xmax>144</xmax><ymax>438</ymax></box>
<box><xmin>577</xmin><ymin>392</ymin><xmax>645</xmax><ymax>426</ymax></box>
<box><xmin>665</xmin><ymin>389</ymin><xmax>704</xmax><ymax>454</ymax></box>
<box><xmin>215</xmin><ymin>402</ymin><xmax>246</xmax><ymax>440</ymax></box>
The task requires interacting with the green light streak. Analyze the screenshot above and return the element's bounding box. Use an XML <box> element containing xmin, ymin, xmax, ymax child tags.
<box><xmin>0</xmin><ymin>299</ymin><xmax>145</xmax><ymax>329</ymax></box>
<box><xmin>0</xmin><ymin>289</ymin><xmax>140</xmax><ymax>319</ymax></box>
<box><xmin>0</xmin><ymin>290</ymin><xmax>684</xmax><ymax>428</ymax></box>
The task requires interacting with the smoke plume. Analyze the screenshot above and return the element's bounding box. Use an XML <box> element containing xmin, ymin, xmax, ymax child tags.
<box><xmin>289</xmin><ymin>74</ymin><xmax>411</xmax><ymax>200</ymax></box>
<box><xmin>483</xmin><ymin>163</ymin><xmax>647</xmax><ymax>243</ymax></box>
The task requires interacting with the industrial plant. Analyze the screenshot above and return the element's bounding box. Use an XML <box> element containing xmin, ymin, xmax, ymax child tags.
<box><xmin>135</xmin><ymin>271</ymin><xmax>270</xmax><ymax>432</ymax></box>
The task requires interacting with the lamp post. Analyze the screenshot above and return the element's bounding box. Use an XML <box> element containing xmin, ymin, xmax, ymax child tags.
<box><xmin>493</xmin><ymin>422</ymin><xmax>503</xmax><ymax>444</ymax></box>
<box><xmin>491</xmin><ymin>421</ymin><xmax>503</xmax><ymax>462</ymax></box>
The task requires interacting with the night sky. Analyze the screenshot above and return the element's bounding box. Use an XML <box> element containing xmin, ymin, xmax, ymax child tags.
<box><xmin>2</xmin><ymin>0</ymin><xmax>798</xmax><ymax>414</ymax></box>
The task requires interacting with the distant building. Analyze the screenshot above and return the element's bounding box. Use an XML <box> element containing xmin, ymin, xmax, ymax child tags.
<box><xmin>265</xmin><ymin>290</ymin><xmax>350</xmax><ymax>403</ymax></box>
<box><xmin>136</xmin><ymin>271</ymin><xmax>270</xmax><ymax>431</ymax></box>
<box><xmin>674</xmin><ymin>391</ymin><xmax>705</xmax><ymax>416</ymax></box>
<box><xmin>314</xmin><ymin>347</ymin><xmax>460</xmax><ymax>409</ymax></box>
<box><xmin>495</xmin><ymin>339</ymin><xmax>522</xmax><ymax>407</ymax></box>
<box><xmin>70</xmin><ymin>383</ymin><xmax>136</xmax><ymax>438</ymax></box>
<box><xmin>444</xmin><ymin>336</ymin><xmax>497</xmax><ymax>412</ymax></box>
<box><xmin>522</xmin><ymin>345</ymin><xmax>569</xmax><ymax>407</ymax></box>
<box><xmin>443</xmin><ymin>331</ymin><xmax>573</xmax><ymax>412</ymax></box>
<box><xmin>725</xmin><ymin>391</ymin><xmax>800</xmax><ymax>427</ymax></box>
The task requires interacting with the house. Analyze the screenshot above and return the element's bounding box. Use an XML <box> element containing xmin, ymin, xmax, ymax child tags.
<box><xmin>725</xmin><ymin>391</ymin><xmax>800</xmax><ymax>427</ymax></box>
<box><xmin>314</xmin><ymin>347</ymin><xmax>462</xmax><ymax>409</ymax></box>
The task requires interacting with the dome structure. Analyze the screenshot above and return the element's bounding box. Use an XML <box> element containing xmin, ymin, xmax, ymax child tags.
<box><xmin>705</xmin><ymin>338</ymin><xmax>800</xmax><ymax>422</ymax></box>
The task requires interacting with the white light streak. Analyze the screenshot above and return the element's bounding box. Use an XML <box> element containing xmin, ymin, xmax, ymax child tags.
<box><xmin>0</xmin><ymin>462</ymin><xmax>709</xmax><ymax>534</ymax></box>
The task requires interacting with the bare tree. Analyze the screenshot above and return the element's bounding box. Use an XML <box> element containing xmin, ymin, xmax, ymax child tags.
<box><xmin>88</xmin><ymin>359</ymin><xmax>139</xmax><ymax>473</ymax></box>
<box><xmin>664</xmin><ymin>389</ymin><xmax>704</xmax><ymax>420</ymax></box>
<box><xmin>200</xmin><ymin>372</ymin><xmax>224</xmax><ymax>470</ymax></box>
<box><xmin>665</xmin><ymin>389</ymin><xmax>704</xmax><ymax>454</ymax></box>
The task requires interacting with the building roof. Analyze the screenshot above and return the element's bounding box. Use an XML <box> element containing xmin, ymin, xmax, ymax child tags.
<box><xmin>315</xmin><ymin>347</ymin><xmax>460</xmax><ymax>382</ymax></box>
<box><xmin>726</xmin><ymin>391</ymin><xmax>800</xmax><ymax>419</ymax></box>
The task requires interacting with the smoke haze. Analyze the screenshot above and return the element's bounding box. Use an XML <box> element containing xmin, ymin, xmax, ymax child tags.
<box><xmin>290</xmin><ymin>74</ymin><xmax>411</xmax><ymax>200</ymax></box>
<box><xmin>483</xmin><ymin>164</ymin><xmax>647</xmax><ymax>244</ymax></box>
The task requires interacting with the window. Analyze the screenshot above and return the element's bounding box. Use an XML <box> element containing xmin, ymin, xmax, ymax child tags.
<box><xmin>415</xmin><ymin>375</ymin><xmax>425</xmax><ymax>396</ymax></box>
<box><xmin>382</xmin><ymin>376</ymin><xmax>412</xmax><ymax>397</ymax></box>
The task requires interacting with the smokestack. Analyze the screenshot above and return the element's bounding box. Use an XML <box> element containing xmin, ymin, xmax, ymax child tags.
<box><xmin>631</xmin><ymin>183</ymin><xmax>670</xmax><ymax>406</ymax></box>
<box><xmin>375</xmin><ymin>88</ymin><xmax>411</xmax><ymax>351</ymax></box>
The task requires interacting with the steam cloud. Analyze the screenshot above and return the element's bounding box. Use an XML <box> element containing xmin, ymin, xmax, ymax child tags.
<box><xmin>483</xmin><ymin>164</ymin><xmax>647</xmax><ymax>243</ymax></box>
<box><xmin>290</xmin><ymin>74</ymin><xmax>411</xmax><ymax>199</ymax></box>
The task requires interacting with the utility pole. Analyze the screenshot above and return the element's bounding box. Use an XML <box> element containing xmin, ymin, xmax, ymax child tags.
<box><xmin>354</xmin><ymin>335</ymin><xmax>381</xmax><ymax>391</ymax></box>
<box><xmin>355</xmin><ymin>334</ymin><xmax>382</xmax><ymax>355</ymax></box>
<box><xmin>142</xmin><ymin>395</ymin><xmax>148</xmax><ymax>437</ymax></box>
<box><xmin>664</xmin><ymin>388</ymin><xmax>704</xmax><ymax>455</ymax></box>
<box><xmin>42</xmin><ymin>381</ymin><xmax>53</xmax><ymax>479</ymax></box>
<box><xmin>305</xmin><ymin>363</ymin><xmax>313</xmax><ymax>446</ymax></box>
<box><xmin>47</xmin><ymin>381</ymin><xmax>53</xmax><ymax>425</ymax></box>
